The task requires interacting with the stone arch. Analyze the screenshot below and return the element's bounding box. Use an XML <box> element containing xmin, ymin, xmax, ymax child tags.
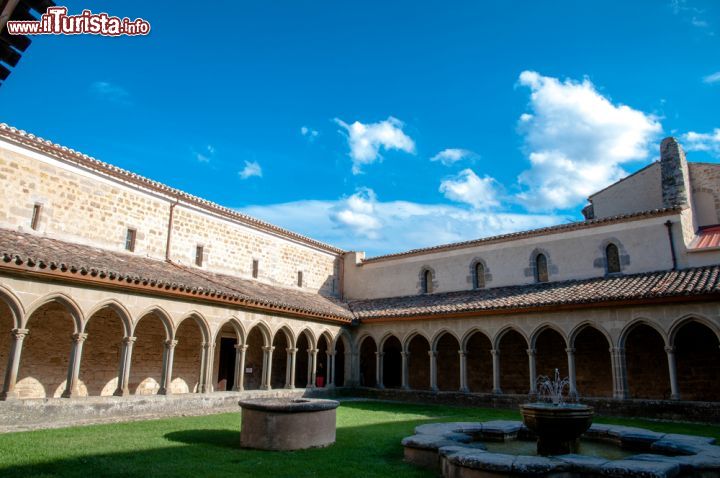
<box><xmin>297</xmin><ymin>327</ymin><xmax>317</xmax><ymax>350</ymax></box>
<box><xmin>623</xmin><ymin>320</ymin><xmax>670</xmax><ymax>399</ymax></box>
<box><xmin>80</xmin><ymin>303</ymin><xmax>128</xmax><ymax>396</ymax></box>
<box><xmin>529</xmin><ymin>323</ymin><xmax>569</xmax><ymax>349</ymax></box>
<box><xmin>316</xmin><ymin>331</ymin><xmax>333</xmax><ymax>388</ymax></box>
<box><xmin>358</xmin><ymin>335</ymin><xmax>377</xmax><ymax>387</ymax></box>
<box><xmin>668</xmin><ymin>315</ymin><xmax>720</xmax><ymax>346</ymax></box>
<box><xmin>17</xmin><ymin>296</ymin><xmax>81</xmax><ymax>398</ymax></box>
<box><xmin>495</xmin><ymin>326</ymin><xmax>529</xmax><ymax>395</ymax></box>
<box><xmin>531</xmin><ymin>324</ymin><xmax>569</xmax><ymax>379</ymax></box>
<box><xmin>295</xmin><ymin>328</ymin><xmax>314</xmax><ymax>388</ymax></box>
<box><xmin>23</xmin><ymin>293</ymin><xmax>83</xmax><ymax>334</ymax></box>
<box><xmin>130</xmin><ymin>309</ymin><xmax>173</xmax><ymax>395</ymax></box>
<box><xmin>493</xmin><ymin>326</ymin><xmax>529</xmax><ymax>351</ymax></box>
<box><xmin>84</xmin><ymin>299</ymin><xmax>132</xmax><ymax>337</ymax></box>
<box><xmin>431</xmin><ymin>329</ymin><xmax>461</xmax><ymax>352</ymax></box>
<box><xmin>568</xmin><ymin>322</ymin><xmax>613</xmax><ymax>349</ymax></box>
<box><xmin>418</xmin><ymin>266</ymin><xmax>437</xmax><ymax>294</ymax></box>
<box><xmin>212</xmin><ymin>317</ymin><xmax>245</xmax><ymax>392</ymax></box>
<box><xmin>468</xmin><ymin>258</ymin><xmax>492</xmax><ymax>289</ymax></box>
<box><xmin>570</xmin><ymin>323</ymin><xmax>613</xmax><ymax>398</ymax></box>
<box><xmin>434</xmin><ymin>330</ymin><xmax>461</xmax><ymax>391</ymax></box>
<box><xmin>381</xmin><ymin>334</ymin><xmax>402</xmax><ymax>388</ymax></box>
<box><xmin>402</xmin><ymin>330</ymin><xmax>430</xmax><ymax>353</ymax></box>
<box><xmin>271</xmin><ymin>325</ymin><xmax>293</xmax><ymax>389</ymax></box>
<box><xmin>332</xmin><ymin>330</ymin><xmax>351</xmax><ymax>387</ymax></box>
<box><xmin>406</xmin><ymin>332</ymin><xmax>430</xmax><ymax>390</ymax></box>
<box><xmin>463</xmin><ymin>329</ymin><xmax>493</xmax><ymax>393</ymax></box>
<box><xmin>0</xmin><ymin>284</ymin><xmax>25</xmax><ymax>330</ymax></box>
<box><xmin>672</xmin><ymin>318</ymin><xmax>720</xmax><ymax>401</ymax></box>
<box><xmin>171</xmin><ymin>313</ymin><xmax>208</xmax><ymax>394</ymax></box>
<box><xmin>243</xmin><ymin>322</ymin><xmax>271</xmax><ymax>390</ymax></box>
<box><xmin>175</xmin><ymin>312</ymin><xmax>211</xmax><ymax>343</ymax></box>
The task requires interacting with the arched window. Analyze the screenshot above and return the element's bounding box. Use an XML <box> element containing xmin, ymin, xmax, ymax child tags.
<box><xmin>535</xmin><ymin>253</ymin><xmax>548</xmax><ymax>283</ymax></box>
<box><xmin>474</xmin><ymin>262</ymin><xmax>485</xmax><ymax>289</ymax></box>
<box><xmin>606</xmin><ymin>243</ymin><xmax>621</xmax><ymax>274</ymax></box>
<box><xmin>422</xmin><ymin>269</ymin><xmax>433</xmax><ymax>294</ymax></box>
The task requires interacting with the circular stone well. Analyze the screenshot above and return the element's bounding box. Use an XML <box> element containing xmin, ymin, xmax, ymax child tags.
<box><xmin>238</xmin><ymin>398</ymin><xmax>340</xmax><ymax>451</ymax></box>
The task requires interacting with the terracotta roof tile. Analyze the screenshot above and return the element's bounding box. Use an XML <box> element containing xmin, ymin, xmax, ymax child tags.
<box><xmin>348</xmin><ymin>266</ymin><xmax>720</xmax><ymax>320</ymax></box>
<box><xmin>0</xmin><ymin>228</ymin><xmax>352</xmax><ymax>322</ymax></box>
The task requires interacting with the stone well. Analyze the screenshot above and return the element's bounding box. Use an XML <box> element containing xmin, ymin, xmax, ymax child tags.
<box><xmin>238</xmin><ymin>398</ymin><xmax>340</xmax><ymax>451</ymax></box>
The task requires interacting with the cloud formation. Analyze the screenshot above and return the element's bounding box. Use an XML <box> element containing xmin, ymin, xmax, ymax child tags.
<box><xmin>515</xmin><ymin>71</ymin><xmax>662</xmax><ymax>211</ymax></box>
<box><xmin>430</xmin><ymin>148</ymin><xmax>477</xmax><ymax>166</ymax></box>
<box><xmin>239</xmin><ymin>160</ymin><xmax>263</xmax><ymax>179</ymax></box>
<box><xmin>439</xmin><ymin>169</ymin><xmax>501</xmax><ymax>210</ymax></box>
<box><xmin>682</xmin><ymin>129</ymin><xmax>720</xmax><ymax>157</ymax></box>
<box><xmin>300</xmin><ymin>126</ymin><xmax>319</xmax><ymax>140</ymax></box>
<box><xmin>90</xmin><ymin>81</ymin><xmax>131</xmax><ymax>104</ymax></box>
<box><xmin>194</xmin><ymin>145</ymin><xmax>215</xmax><ymax>163</ymax></box>
<box><xmin>335</xmin><ymin>117</ymin><xmax>416</xmax><ymax>174</ymax></box>
<box><xmin>240</xmin><ymin>188</ymin><xmax>564</xmax><ymax>256</ymax></box>
<box><xmin>703</xmin><ymin>72</ymin><xmax>720</xmax><ymax>84</ymax></box>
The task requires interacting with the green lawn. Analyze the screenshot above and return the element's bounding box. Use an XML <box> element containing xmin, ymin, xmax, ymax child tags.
<box><xmin>1</xmin><ymin>400</ymin><xmax>719</xmax><ymax>477</ymax></box>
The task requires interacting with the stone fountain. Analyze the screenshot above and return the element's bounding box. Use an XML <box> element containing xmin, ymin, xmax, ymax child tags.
<box><xmin>520</xmin><ymin>369</ymin><xmax>594</xmax><ymax>455</ymax></box>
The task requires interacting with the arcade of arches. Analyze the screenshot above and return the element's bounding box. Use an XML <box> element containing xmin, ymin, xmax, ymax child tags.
<box><xmin>1</xmin><ymin>286</ymin><xmax>719</xmax><ymax>404</ymax></box>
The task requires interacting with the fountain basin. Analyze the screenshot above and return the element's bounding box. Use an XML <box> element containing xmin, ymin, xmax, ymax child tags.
<box><xmin>520</xmin><ymin>403</ymin><xmax>594</xmax><ymax>455</ymax></box>
<box><xmin>238</xmin><ymin>398</ymin><xmax>339</xmax><ymax>450</ymax></box>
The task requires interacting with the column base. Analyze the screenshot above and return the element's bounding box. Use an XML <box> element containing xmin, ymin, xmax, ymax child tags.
<box><xmin>0</xmin><ymin>390</ymin><xmax>19</xmax><ymax>400</ymax></box>
<box><xmin>61</xmin><ymin>389</ymin><xmax>82</xmax><ymax>399</ymax></box>
<box><xmin>492</xmin><ymin>388</ymin><xmax>503</xmax><ymax>395</ymax></box>
<box><xmin>430</xmin><ymin>386</ymin><xmax>439</xmax><ymax>392</ymax></box>
<box><xmin>157</xmin><ymin>388</ymin><xmax>170</xmax><ymax>395</ymax></box>
<box><xmin>284</xmin><ymin>385</ymin><xmax>295</xmax><ymax>390</ymax></box>
<box><xmin>113</xmin><ymin>388</ymin><xmax>131</xmax><ymax>397</ymax></box>
<box><xmin>459</xmin><ymin>387</ymin><xmax>469</xmax><ymax>393</ymax></box>
<box><xmin>670</xmin><ymin>393</ymin><xmax>681</xmax><ymax>400</ymax></box>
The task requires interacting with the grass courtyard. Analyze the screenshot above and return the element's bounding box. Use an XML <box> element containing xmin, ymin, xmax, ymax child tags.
<box><xmin>1</xmin><ymin>400</ymin><xmax>719</xmax><ymax>477</ymax></box>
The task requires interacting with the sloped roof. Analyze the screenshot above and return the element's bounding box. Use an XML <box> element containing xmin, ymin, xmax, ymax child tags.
<box><xmin>348</xmin><ymin>266</ymin><xmax>720</xmax><ymax>320</ymax></box>
<box><xmin>0</xmin><ymin>228</ymin><xmax>353</xmax><ymax>322</ymax></box>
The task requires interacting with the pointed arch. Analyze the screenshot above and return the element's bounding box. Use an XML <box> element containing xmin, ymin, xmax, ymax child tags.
<box><xmin>668</xmin><ymin>314</ymin><xmax>720</xmax><ymax>346</ymax></box>
<box><xmin>298</xmin><ymin>327</ymin><xmax>317</xmax><ymax>350</ymax></box>
<box><xmin>0</xmin><ymin>283</ymin><xmax>24</xmax><ymax>329</ymax></box>
<box><xmin>529</xmin><ymin>323</ymin><xmax>569</xmax><ymax>349</ymax></box>
<box><xmin>493</xmin><ymin>325</ymin><xmax>529</xmax><ymax>350</ymax></box>
<box><xmin>213</xmin><ymin>316</ymin><xmax>245</xmax><ymax>344</ymax></box>
<box><xmin>176</xmin><ymin>311</ymin><xmax>211</xmax><ymax>343</ymax></box>
<box><xmin>133</xmin><ymin>306</ymin><xmax>173</xmax><ymax>340</ymax></box>
<box><xmin>84</xmin><ymin>299</ymin><xmax>132</xmax><ymax>337</ymax></box>
<box><xmin>431</xmin><ymin>329</ymin><xmax>461</xmax><ymax>352</ymax></box>
<box><xmin>402</xmin><ymin>330</ymin><xmax>430</xmax><ymax>353</ymax></box>
<box><xmin>568</xmin><ymin>321</ymin><xmax>613</xmax><ymax>349</ymax></box>
<box><xmin>273</xmin><ymin>324</ymin><xmax>296</xmax><ymax>347</ymax></box>
<box><xmin>461</xmin><ymin>327</ymin><xmax>492</xmax><ymax>352</ymax></box>
<box><xmin>619</xmin><ymin>318</ymin><xmax>668</xmax><ymax>348</ymax></box>
<box><xmin>23</xmin><ymin>292</ymin><xmax>83</xmax><ymax>333</ymax></box>
<box><xmin>378</xmin><ymin>331</ymin><xmax>401</xmax><ymax>351</ymax></box>
<box><xmin>332</xmin><ymin>328</ymin><xmax>351</xmax><ymax>352</ymax></box>
<box><xmin>246</xmin><ymin>321</ymin><xmax>272</xmax><ymax>347</ymax></box>
<box><xmin>570</xmin><ymin>322</ymin><xmax>613</xmax><ymax>398</ymax></box>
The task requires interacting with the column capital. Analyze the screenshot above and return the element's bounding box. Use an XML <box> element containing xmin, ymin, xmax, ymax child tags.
<box><xmin>11</xmin><ymin>328</ymin><xmax>29</xmax><ymax>339</ymax></box>
<box><xmin>72</xmin><ymin>333</ymin><xmax>88</xmax><ymax>343</ymax></box>
<box><xmin>234</xmin><ymin>344</ymin><xmax>248</xmax><ymax>352</ymax></box>
<box><xmin>400</xmin><ymin>351</ymin><xmax>409</xmax><ymax>358</ymax></box>
<box><xmin>565</xmin><ymin>347</ymin><xmax>576</xmax><ymax>354</ymax></box>
<box><xmin>310</xmin><ymin>348</ymin><xmax>319</xmax><ymax>355</ymax></box>
<box><xmin>664</xmin><ymin>345</ymin><xmax>675</xmax><ymax>353</ymax></box>
<box><xmin>122</xmin><ymin>336</ymin><xmax>137</xmax><ymax>344</ymax></box>
<box><xmin>164</xmin><ymin>339</ymin><xmax>178</xmax><ymax>349</ymax></box>
<box><xmin>610</xmin><ymin>346</ymin><xmax>625</xmax><ymax>354</ymax></box>
<box><xmin>262</xmin><ymin>345</ymin><xmax>275</xmax><ymax>352</ymax></box>
<box><xmin>428</xmin><ymin>350</ymin><xmax>437</xmax><ymax>358</ymax></box>
<box><xmin>458</xmin><ymin>350</ymin><xmax>466</xmax><ymax>357</ymax></box>
<box><xmin>375</xmin><ymin>351</ymin><xmax>384</xmax><ymax>357</ymax></box>
<box><xmin>491</xmin><ymin>348</ymin><xmax>500</xmax><ymax>356</ymax></box>
<box><xmin>287</xmin><ymin>347</ymin><xmax>298</xmax><ymax>354</ymax></box>
<box><xmin>526</xmin><ymin>348</ymin><xmax>536</xmax><ymax>356</ymax></box>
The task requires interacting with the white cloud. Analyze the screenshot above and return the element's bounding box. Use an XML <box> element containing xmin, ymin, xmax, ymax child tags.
<box><xmin>430</xmin><ymin>148</ymin><xmax>477</xmax><ymax>166</ymax></box>
<box><xmin>239</xmin><ymin>160</ymin><xmax>263</xmax><ymax>179</ymax></box>
<box><xmin>239</xmin><ymin>189</ymin><xmax>565</xmax><ymax>256</ymax></box>
<box><xmin>90</xmin><ymin>81</ymin><xmax>131</xmax><ymax>104</ymax></box>
<box><xmin>515</xmin><ymin>71</ymin><xmax>662</xmax><ymax>211</ymax></box>
<box><xmin>301</xmin><ymin>126</ymin><xmax>319</xmax><ymax>140</ymax></box>
<box><xmin>334</xmin><ymin>117</ymin><xmax>416</xmax><ymax>174</ymax></box>
<box><xmin>703</xmin><ymin>72</ymin><xmax>720</xmax><ymax>84</ymax></box>
<box><xmin>439</xmin><ymin>169</ymin><xmax>501</xmax><ymax>210</ymax></box>
<box><xmin>682</xmin><ymin>129</ymin><xmax>720</xmax><ymax>157</ymax></box>
<box><xmin>194</xmin><ymin>145</ymin><xmax>214</xmax><ymax>163</ymax></box>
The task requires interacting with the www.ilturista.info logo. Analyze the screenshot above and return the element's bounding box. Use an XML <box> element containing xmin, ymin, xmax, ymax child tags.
<box><xmin>6</xmin><ymin>7</ymin><xmax>151</xmax><ymax>36</ymax></box>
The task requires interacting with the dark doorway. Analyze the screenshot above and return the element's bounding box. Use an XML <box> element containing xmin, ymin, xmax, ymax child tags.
<box><xmin>217</xmin><ymin>337</ymin><xmax>237</xmax><ymax>391</ymax></box>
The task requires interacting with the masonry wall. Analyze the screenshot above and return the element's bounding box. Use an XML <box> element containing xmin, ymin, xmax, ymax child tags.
<box><xmin>0</xmin><ymin>140</ymin><xmax>341</xmax><ymax>296</ymax></box>
<box><xmin>589</xmin><ymin>163</ymin><xmax>663</xmax><ymax>220</ymax></box>
<box><xmin>690</xmin><ymin>163</ymin><xmax>720</xmax><ymax>227</ymax></box>
<box><xmin>343</xmin><ymin>215</ymin><xmax>677</xmax><ymax>300</ymax></box>
<box><xmin>80</xmin><ymin>309</ymin><xmax>124</xmax><ymax>396</ymax></box>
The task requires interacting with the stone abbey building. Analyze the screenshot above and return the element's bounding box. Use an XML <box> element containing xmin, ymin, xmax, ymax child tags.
<box><xmin>0</xmin><ymin>123</ymin><xmax>719</xmax><ymax>411</ymax></box>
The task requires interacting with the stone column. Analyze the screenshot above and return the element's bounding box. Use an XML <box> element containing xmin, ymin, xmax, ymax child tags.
<box><xmin>665</xmin><ymin>346</ymin><xmax>680</xmax><ymax>400</ymax></box>
<box><xmin>158</xmin><ymin>339</ymin><xmax>178</xmax><ymax>395</ymax></box>
<box><xmin>114</xmin><ymin>336</ymin><xmax>136</xmax><ymax>397</ymax></box>
<box><xmin>349</xmin><ymin>351</ymin><xmax>359</xmax><ymax>387</ymax></box>
<box><xmin>566</xmin><ymin>347</ymin><xmax>577</xmax><ymax>398</ymax></box>
<box><xmin>429</xmin><ymin>350</ymin><xmax>438</xmax><ymax>392</ymax></box>
<box><xmin>199</xmin><ymin>341</ymin><xmax>215</xmax><ymax>393</ymax></box>
<box><xmin>306</xmin><ymin>349</ymin><xmax>313</xmax><ymax>388</ymax></box>
<box><xmin>62</xmin><ymin>333</ymin><xmax>88</xmax><ymax>398</ymax></box>
<box><xmin>491</xmin><ymin>348</ymin><xmax>502</xmax><ymax>394</ymax></box>
<box><xmin>309</xmin><ymin>348</ymin><xmax>319</xmax><ymax>388</ymax></box>
<box><xmin>285</xmin><ymin>347</ymin><xmax>297</xmax><ymax>389</ymax></box>
<box><xmin>325</xmin><ymin>350</ymin><xmax>332</xmax><ymax>388</ymax></box>
<box><xmin>375</xmin><ymin>351</ymin><xmax>384</xmax><ymax>388</ymax></box>
<box><xmin>610</xmin><ymin>346</ymin><xmax>628</xmax><ymax>399</ymax></box>
<box><xmin>261</xmin><ymin>346</ymin><xmax>274</xmax><ymax>390</ymax></box>
<box><xmin>233</xmin><ymin>344</ymin><xmax>247</xmax><ymax>391</ymax></box>
<box><xmin>1</xmin><ymin>328</ymin><xmax>29</xmax><ymax>400</ymax></box>
<box><xmin>527</xmin><ymin>348</ymin><xmax>537</xmax><ymax>395</ymax></box>
<box><xmin>328</xmin><ymin>351</ymin><xmax>336</xmax><ymax>388</ymax></box>
<box><xmin>400</xmin><ymin>351</ymin><xmax>410</xmax><ymax>390</ymax></box>
<box><xmin>459</xmin><ymin>350</ymin><xmax>469</xmax><ymax>393</ymax></box>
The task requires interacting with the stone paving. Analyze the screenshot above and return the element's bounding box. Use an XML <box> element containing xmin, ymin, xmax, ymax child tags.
<box><xmin>402</xmin><ymin>420</ymin><xmax>720</xmax><ymax>477</ymax></box>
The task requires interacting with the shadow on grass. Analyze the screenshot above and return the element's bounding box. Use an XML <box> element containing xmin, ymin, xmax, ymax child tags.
<box><xmin>164</xmin><ymin>429</ymin><xmax>239</xmax><ymax>449</ymax></box>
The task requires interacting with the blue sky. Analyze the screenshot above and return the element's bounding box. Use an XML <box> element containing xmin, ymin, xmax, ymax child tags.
<box><xmin>2</xmin><ymin>0</ymin><xmax>719</xmax><ymax>255</ymax></box>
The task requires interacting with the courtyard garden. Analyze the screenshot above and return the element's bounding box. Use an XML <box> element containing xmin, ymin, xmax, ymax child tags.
<box><xmin>1</xmin><ymin>400</ymin><xmax>719</xmax><ymax>477</ymax></box>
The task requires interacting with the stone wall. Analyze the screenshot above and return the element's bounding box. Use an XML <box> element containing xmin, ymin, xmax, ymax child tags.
<box><xmin>690</xmin><ymin>163</ymin><xmax>720</xmax><ymax>227</ymax></box>
<box><xmin>589</xmin><ymin>163</ymin><xmax>663</xmax><ymax>219</ymax></box>
<box><xmin>172</xmin><ymin>319</ymin><xmax>203</xmax><ymax>394</ymax></box>
<box><xmin>129</xmin><ymin>315</ymin><xmax>166</xmax><ymax>395</ymax></box>
<box><xmin>80</xmin><ymin>309</ymin><xmax>124</xmax><ymax>396</ymax></box>
<box><xmin>0</xmin><ymin>141</ymin><xmax>341</xmax><ymax>296</ymax></box>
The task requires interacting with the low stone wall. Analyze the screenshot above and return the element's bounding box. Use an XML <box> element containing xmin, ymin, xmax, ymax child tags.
<box><xmin>0</xmin><ymin>389</ymin><xmax>328</xmax><ymax>433</ymax></box>
<box><xmin>336</xmin><ymin>387</ymin><xmax>720</xmax><ymax>424</ymax></box>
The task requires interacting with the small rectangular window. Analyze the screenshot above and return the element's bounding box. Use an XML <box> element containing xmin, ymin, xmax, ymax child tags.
<box><xmin>195</xmin><ymin>245</ymin><xmax>204</xmax><ymax>267</ymax></box>
<box><xmin>30</xmin><ymin>203</ymin><xmax>42</xmax><ymax>230</ymax></box>
<box><xmin>125</xmin><ymin>228</ymin><xmax>136</xmax><ymax>252</ymax></box>
<box><xmin>297</xmin><ymin>270</ymin><xmax>303</xmax><ymax>287</ymax></box>
<box><xmin>252</xmin><ymin>259</ymin><xmax>259</xmax><ymax>278</ymax></box>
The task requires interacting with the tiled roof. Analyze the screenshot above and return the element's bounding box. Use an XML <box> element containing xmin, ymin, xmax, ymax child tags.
<box><xmin>362</xmin><ymin>208</ymin><xmax>681</xmax><ymax>264</ymax></box>
<box><xmin>690</xmin><ymin>225</ymin><xmax>720</xmax><ymax>251</ymax></box>
<box><xmin>0</xmin><ymin>228</ymin><xmax>353</xmax><ymax>322</ymax></box>
<box><xmin>348</xmin><ymin>266</ymin><xmax>720</xmax><ymax>320</ymax></box>
<box><xmin>0</xmin><ymin>123</ymin><xmax>344</xmax><ymax>254</ymax></box>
